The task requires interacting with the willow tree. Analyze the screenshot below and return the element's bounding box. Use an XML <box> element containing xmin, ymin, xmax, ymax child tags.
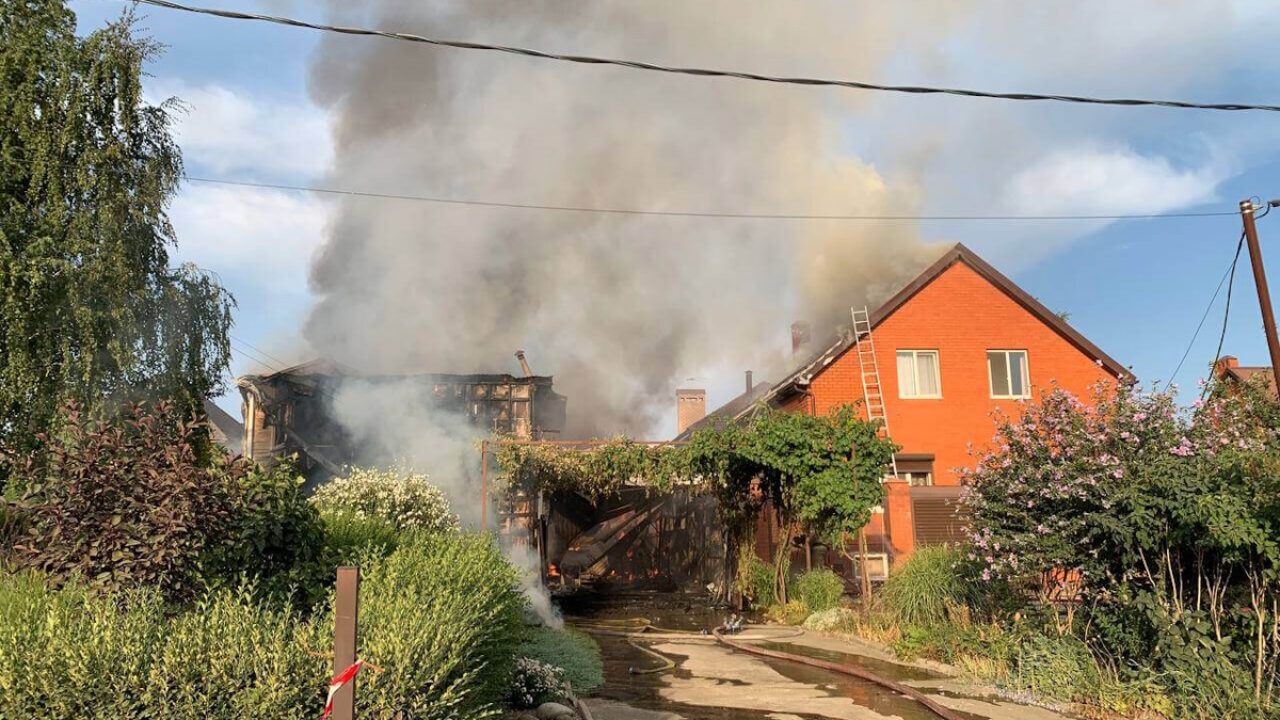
<box><xmin>0</xmin><ymin>2</ymin><xmax>233</xmax><ymax>478</ymax></box>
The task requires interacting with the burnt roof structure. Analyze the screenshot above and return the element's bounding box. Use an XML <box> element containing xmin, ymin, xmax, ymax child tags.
<box><xmin>236</xmin><ymin>359</ymin><xmax>567</xmax><ymax>486</ymax></box>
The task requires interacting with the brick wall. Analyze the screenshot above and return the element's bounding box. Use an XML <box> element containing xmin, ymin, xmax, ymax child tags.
<box><xmin>805</xmin><ymin>261</ymin><xmax>1118</xmax><ymax>485</ymax></box>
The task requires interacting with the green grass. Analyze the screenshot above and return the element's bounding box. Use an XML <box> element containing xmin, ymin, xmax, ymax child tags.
<box><xmin>518</xmin><ymin>627</ymin><xmax>603</xmax><ymax>694</ymax></box>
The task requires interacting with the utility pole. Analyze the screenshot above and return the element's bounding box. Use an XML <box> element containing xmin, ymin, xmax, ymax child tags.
<box><xmin>1241</xmin><ymin>198</ymin><xmax>1280</xmax><ymax>393</ymax></box>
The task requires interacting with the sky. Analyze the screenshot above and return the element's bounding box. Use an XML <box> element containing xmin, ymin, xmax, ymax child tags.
<box><xmin>71</xmin><ymin>0</ymin><xmax>1280</xmax><ymax>429</ymax></box>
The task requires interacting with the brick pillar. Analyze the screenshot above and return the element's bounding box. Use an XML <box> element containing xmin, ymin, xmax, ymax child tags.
<box><xmin>883</xmin><ymin>480</ymin><xmax>916</xmax><ymax>568</ymax></box>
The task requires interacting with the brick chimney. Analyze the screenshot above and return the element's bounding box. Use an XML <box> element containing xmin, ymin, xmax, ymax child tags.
<box><xmin>791</xmin><ymin>321</ymin><xmax>811</xmax><ymax>356</ymax></box>
<box><xmin>676</xmin><ymin>388</ymin><xmax>706</xmax><ymax>435</ymax></box>
<box><xmin>1214</xmin><ymin>355</ymin><xmax>1240</xmax><ymax>379</ymax></box>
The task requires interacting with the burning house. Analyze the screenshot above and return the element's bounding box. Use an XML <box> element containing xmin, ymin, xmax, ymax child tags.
<box><xmin>236</xmin><ymin>353</ymin><xmax>567</xmax><ymax>486</ymax></box>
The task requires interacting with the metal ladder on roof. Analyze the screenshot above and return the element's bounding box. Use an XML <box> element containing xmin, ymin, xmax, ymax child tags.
<box><xmin>851</xmin><ymin>307</ymin><xmax>898</xmax><ymax>477</ymax></box>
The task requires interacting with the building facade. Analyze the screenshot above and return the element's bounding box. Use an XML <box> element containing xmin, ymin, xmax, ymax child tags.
<box><xmin>753</xmin><ymin>243</ymin><xmax>1133</xmax><ymax>573</ymax></box>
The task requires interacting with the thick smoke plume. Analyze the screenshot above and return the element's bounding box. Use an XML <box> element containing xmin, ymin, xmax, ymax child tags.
<box><xmin>304</xmin><ymin>1</ymin><xmax>944</xmax><ymax>439</ymax></box>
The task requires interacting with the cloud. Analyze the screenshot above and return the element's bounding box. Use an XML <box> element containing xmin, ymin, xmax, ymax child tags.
<box><xmin>149</xmin><ymin>80</ymin><xmax>333</xmax><ymax>178</ymax></box>
<box><xmin>1001</xmin><ymin>145</ymin><xmax>1227</xmax><ymax>217</ymax></box>
<box><xmin>167</xmin><ymin>182</ymin><xmax>331</xmax><ymax>298</ymax></box>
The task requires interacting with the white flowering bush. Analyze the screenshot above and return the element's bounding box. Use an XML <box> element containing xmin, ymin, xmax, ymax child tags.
<box><xmin>803</xmin><ymin>607</ymin><xmax>859</xmax><ymax>634</ymax></box>
<box><xmin>508</xmin><ymin>657</ymin><xmax>570</xmax><ymax>708</ymax></box>
<box><xmin>310</xmin><ymin>466</ymin><xmax>460</xmax><ymax>533</ymax></box>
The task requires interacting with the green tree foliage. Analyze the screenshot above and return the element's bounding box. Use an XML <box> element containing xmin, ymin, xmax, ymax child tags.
<box><xmin>0</xmin><ymin>1</ymin><xmax>234</xmax><ymax>475</ymax></box>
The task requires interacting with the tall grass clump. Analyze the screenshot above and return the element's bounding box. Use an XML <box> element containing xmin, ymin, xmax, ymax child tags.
<box><xmin>793</xmin><ymin>569</ymin><xmax>844</xmax><ymax>613</ymax></box>
<box><xmin>880</xmin><ymin>546</ymin><xmax>970</xmax><ymax>627</ymax></box>
<box><xmin>345</xmin><ymin>532</ymin><xmax>524</xmax><ymax>719</ymax></box>
<box><xmin>736</xmin><ymin>552</ymin><xmax>776</xmax><ymax>608</ymax></box>
<box><xmin>311</xmin><ymin>466</ymin><xmax>460</xmax><ymax>533</ymax></box>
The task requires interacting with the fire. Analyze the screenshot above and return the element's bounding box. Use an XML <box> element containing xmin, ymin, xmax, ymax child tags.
<box><xmin>547</xmin><ymin>563</ymin><xmax>561</xmax><ymax>578</ymax></box>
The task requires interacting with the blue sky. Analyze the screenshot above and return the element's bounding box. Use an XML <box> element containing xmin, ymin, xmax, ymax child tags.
<box><xmin>71</xmin><ymin>1</ymin><xmax>1280</xmax><ymax>424</ymax></box>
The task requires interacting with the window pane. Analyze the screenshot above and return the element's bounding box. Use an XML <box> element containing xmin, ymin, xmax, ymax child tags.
<box><xmin>1009</xmin><ymin>351</ymin><xmax>1028</xmax><ymax>396</ymax></box>
<box><xmin>897</xmin><ymin>351</ymin><xmax>916</xmax><ymax>397</ymax></box>
<box><xmin>988</xmin><ymin>351</ymin><xmax>1010</xmax><ymax>396</ymax></box>
<box><xmin>916</xmin><ymin>351</ymin><xmax>939</xmax><ymax>395</ymax></box>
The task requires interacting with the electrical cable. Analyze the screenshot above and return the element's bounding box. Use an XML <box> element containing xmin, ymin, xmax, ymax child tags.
<box><xmin>126</xmin><ymin>0</ymin><xmax>1280</xmax><ymax>113</ymax></box>
<box><xmin>1163</xmin><ymin>239</ymin><xmax>1242</xmax><ymax>391</ymax></box>
<box><xmin>1204</xmin><ymin>231</ymin><xmax>1247</xmax><ymax>399</ymax></box>
<box><xmin>185</xmin><ymin>175</ymin><xmax>1240</xmax><ymax>222</ymax></box>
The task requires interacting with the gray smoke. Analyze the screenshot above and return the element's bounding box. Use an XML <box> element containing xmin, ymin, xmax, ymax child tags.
<box><xmin>303</xmin><ymin>1</ymin><xmax>946</xmax><ymax>439</ymax></box>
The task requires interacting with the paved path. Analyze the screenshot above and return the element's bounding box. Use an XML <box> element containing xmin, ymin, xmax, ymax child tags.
<box><xmin>584</xmin><ymin>628</ymin><xmax>1072</xmax><ymax>720</ymax></box>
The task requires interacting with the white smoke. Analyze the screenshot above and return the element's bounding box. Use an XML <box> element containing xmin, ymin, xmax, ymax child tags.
<box><xmin>303</xmin><ymin>1</ymin><xmax>946</xmax><ymax>438</ymax></box>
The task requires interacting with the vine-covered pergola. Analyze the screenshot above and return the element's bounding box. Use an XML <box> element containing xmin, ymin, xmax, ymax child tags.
<box><xmin>478</xmin><ymin>405</ymin><xmax>898</xmax><ymax>601</ymax></box>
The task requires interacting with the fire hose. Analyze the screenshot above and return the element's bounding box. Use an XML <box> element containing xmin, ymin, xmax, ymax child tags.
<box><xmin>712</xmin><ymin>626</ymin><xmax>967</xmax><ymax>720</ymax></box>
<box><xmin>576</xmin><ymin>618</ymin><xmax>802</xmax><ymax>675</ymax></box>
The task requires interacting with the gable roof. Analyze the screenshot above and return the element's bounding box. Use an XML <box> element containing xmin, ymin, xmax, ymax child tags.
<box><xmin>674</xmin><ymin>380</ymin><xmax>773</xmax><ymax>440</ymax></box>
<box><xmin>202</xmin><ymin>399</ymin><xmax>244</xmax><ymax>455</ymax></box>
<box><xmin>755</xmin><ymin>243</ymin><xmax>1134</xmax><ymax>411</ymax></box>
<box><xmin>1219</xmin><ymin>363</ymin><xmax>1278</xmax><ymax>396</ymax></box>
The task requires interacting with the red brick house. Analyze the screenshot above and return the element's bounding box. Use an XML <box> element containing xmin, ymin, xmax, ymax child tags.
<box><xmin>746</xmin><ymin>243</ymin><xmax>1134</xmax><ymax>574</ymax></box>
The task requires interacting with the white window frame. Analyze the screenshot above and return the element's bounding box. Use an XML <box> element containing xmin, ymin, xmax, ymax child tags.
<box><xmin>896</xmin><ymin>349</ymin><xmax>942</xmax><ymax>399</ymax></box>
<box><xmin>901</xmin><ymin>471</ymin><xmax>933</xmax><ymax>487</ymax></box>
<box><xmin>987</xmin><ymin>349</ymin><xmax>1031</xmax><ymax>399</ymax></box>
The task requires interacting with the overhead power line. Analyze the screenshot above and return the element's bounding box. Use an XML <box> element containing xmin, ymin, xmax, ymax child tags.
<box><xmin>185</xmin><ymin>175</ymin><xmax>1239</xmax><ymax>222</ymax></box>
<box><xmin>1164</xmin><ymin>232</ymin><xmax>1245</xmax><ymax>391</ymax></box>
<box><xmin>1203</xmin><ymin>229</ymin><xmax>1244</xmax><ymax>397</ymax></box>
<box><xmin>129</xmin><ymin>0</ymin><xmax>1280</xmax><ymax>113</ymax></box>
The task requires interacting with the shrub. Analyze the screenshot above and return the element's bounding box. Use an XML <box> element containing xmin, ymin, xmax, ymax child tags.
<box><xmin>311</xmin><ymin>465</ymin><xmax>460</xmax><ymax>533</ymax></box>
<box><xmin>880</xmin><ymin>546</ymin><xmax>970</xmax><ymax>627</ymax></box>
<box><xmin>320</xmin><ymin>512</ymin><xmax>402</xmax><ymax>559</ymax></box>
<box><xmin>343</xmin><ymin>532</ymin><xmax>525</xmax><ymax>719</ymax></box>
<box><xmin>736</xmin><ymin>552</ymin><xmax>776</xmax><ymax>608</ymax></box>
<box><xmin>206</xmin><ymin>459</ymin><xmax>328</xmax><ymax>598</ymax></box>
<box><xmin>0</xmin><ymin>572</ymin><xmax>325</xmax><ymax>720</ymax></box>
<box><xmin>803</xmin><ymin>607</ymin><xmax>859</xmax><ymax>634</ymax></box>
<box><xmin>518</xmin><ymin>627</ymin><xmax>603</xmax><ymax>694</ymax></box>
<box><xmin>793</xmin><ymin>569</ymin><xmax>844</xmax><ymax>613</ymax></box>
<box><xmin>1008</xmin><ymin>632</ymin><xmax>1102</xmax><ymax>702</ymax></box>
<box><xmin>6</xmin><ymin>402</ymin><xmax>240</xmax><ymax>600</ymax></box>
<box><xmin>766</xmin><ymin>601</ymin><xmax>810</xmax><ymax>626</ymax></box>
<box><xmin>509</xmin><ymin>658</ymin><xmax>570</xmax><ymax>708</ymax></box>
<box><xmin>0</xmin><ymin>533</ymin><xmax>529</xmax><ymax>719</ymax></box>
<box><xmin>141</xmin><ymin>586</ymin><xmax>326</xmax><ymax>719</ymax></box>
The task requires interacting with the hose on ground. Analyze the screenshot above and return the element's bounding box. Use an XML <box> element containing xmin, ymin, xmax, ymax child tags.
<box><xmin>713</xmin><ymin>626</ymin><xmax>967</xmax><ymax>720</ymax></box>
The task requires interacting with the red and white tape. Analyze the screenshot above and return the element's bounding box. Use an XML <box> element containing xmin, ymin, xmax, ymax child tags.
<box><xmin>322</xmin><ymin>660</ymin><xmax>365</xmax><ymax>719</ymax></box>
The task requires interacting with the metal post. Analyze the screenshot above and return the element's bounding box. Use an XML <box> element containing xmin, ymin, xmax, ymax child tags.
<box><xmin>480</xmin><ymin>439</ymin><xmax>489</xmax><ymax>531</ymax></box>
<box><xmin>1241</xmin><ymin>199</ymin><xmax>1280</xmax><ymax>393</ymax></box>
<box><xmin>333</xmin><ymin>567</ymin><xmax>360</xmax><ymax>720</ymax></box>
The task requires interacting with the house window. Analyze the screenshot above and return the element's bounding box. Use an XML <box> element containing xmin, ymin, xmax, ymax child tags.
<box><xmin>900</xmin><ymin>471</ymin><xmax>933</xmax><ymax>487</ymax></box>
<box><xmin>896</xmin><ymin>350</ymin><xmax>941</xmax><ymax>398</ymax></box>
<box><xmin>988</xmin><ymin>350</ymin><xmax>1030</xmax><ymax>399</ymax></box>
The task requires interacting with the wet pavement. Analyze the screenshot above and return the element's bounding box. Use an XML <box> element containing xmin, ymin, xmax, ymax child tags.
<box><xmin>568</xmin><ymin>596</ymin><xmax>1070</xmax><ymax>720</ymax></box>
